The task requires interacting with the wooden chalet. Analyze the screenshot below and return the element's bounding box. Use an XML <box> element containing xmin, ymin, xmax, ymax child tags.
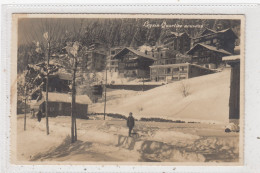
<box><xmin>222</xmin><ymin>55</ymin><xmax>240</xmax><ymax>124</ymax></box>
<box><xmin>187</xmin><ymin>43</ymin><xmax>232</xmax><ymax>68</ymax></box>
<box><xmin>192</xmin><ymin>28</ymin><xmax>238</xmax><ymax>54</ymax></box>
<box><xmin>107</xmin><ymin>47</ymin><xmax>123</xmax><ymax>72</ymax></box>
<box><xmin>187</xmin><ymin>28</ymin><xmax>238</xmax><ymax>69</ymax></box>
<box><xmin>31</xmin><ymin>92</ymin><xmax>92</xmax><ymax>117</ymax></box>
<box><xmin>113</xmin><ymin>47</ymin><xmax>156</xmax><ymax>78</ymax></box>
<box><xmin>85</xmin><ymin>50</ymin><xmax>107</xmax><ymax>72</ymax></box>
<box><xmin>150</xmin><ymin>63</ymin><xmax>215</xmax><ymax>82</ymax></box>
<box><xmin>27</xmin><ymin>62</ymin><xmax>72</xmax><ymax>100</ymax></box>
<box><xmin>42</xmin><ymin>72</ymin><xmax>72</xmax><ymax>93</ymax></box>
<box><xmin>161</xmin><ymin>31</ymin><xmax>191</xmax><ymax>54</ymax></box>
<box><xmin>106</xmin><ymin>55</ymin><xmax>119</xmax><ymax>72</ymax></box>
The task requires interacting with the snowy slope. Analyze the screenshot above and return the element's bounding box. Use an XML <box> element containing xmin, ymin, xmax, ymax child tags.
<box><xmin>90</xmin><ymin>68</ymin><xmax>231</xmax><ymax>123</ymax></box>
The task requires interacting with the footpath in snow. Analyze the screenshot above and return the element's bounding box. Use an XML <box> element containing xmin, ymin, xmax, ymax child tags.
<box><xmin>16</xmin><ymin>115</ymin><xmax>239</xmax><ymax>162</ymax></box>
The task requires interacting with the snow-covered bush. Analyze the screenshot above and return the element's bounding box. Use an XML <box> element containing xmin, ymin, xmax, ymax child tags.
<box><xmin>225</xmin><ymin>123</ymin><xmax>239</xmax><ymax>132</ymax></box>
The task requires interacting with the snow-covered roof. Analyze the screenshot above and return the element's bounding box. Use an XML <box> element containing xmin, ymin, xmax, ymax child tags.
<box><xmin>150</xmin><ymin>63</ymin><xmax>215</xmax><ymax>72</ymax></box>
<box><xmin>222</xmin><ymin>55</ymin><xmax>240</xmax><ymax>62</ymax></box>
<box><xmin>113</xmin><ymin>47</ymin><xmax>156</xmax><ymax>61</ymax></box>
<box><xmin>35</xmin><ymin>59</ymin><xmax>63</xmax><ymax>67</ymax></box>
<box><xmin>187</xmin><ymin>43</ymin><xmax>232</xmax><ymax>56</ymax></box>
<box><xmin>150</xmin><ymin>63</ymin><xmax>190</xmax><ymax>68</ymax></box>
<box><xmin>234</xmin><ymin>46</ymin><xmax>240</xmax><ymax>55</ymax></box>
<box><xmin>42</xmin><ymin>92</ymin><xmax>92</xmax><ymax>104</ymax></box>
<box><xmin>56</xmin><ymin>72</ymin><xmax>72</xmax><ymax>81</ymax></box>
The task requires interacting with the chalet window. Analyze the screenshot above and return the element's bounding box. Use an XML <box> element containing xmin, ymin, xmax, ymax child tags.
<box><xmin>173</xmin><ymin>68</ymin><xmax>179</xmax><ymax>72</ymax></box>
<box><xmin>206</xmin><ymin>40</ymin><xmax>211</xmax><ymax>44</ymax></box>
<box><xmin>165</xmin><ymin>68</ymin><xmax>171</xmax><ymax>74</ymax></box>
<box><xmin>180</xmin><ymin>66</ymin><xmax>188</xmax><ymax>72</ymax></box>
<box><xmin>213</xmin><ymin>38</ymin><xmax>218</xmax><ymax>43</ymax></box>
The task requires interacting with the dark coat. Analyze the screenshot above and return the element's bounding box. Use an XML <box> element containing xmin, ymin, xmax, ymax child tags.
<box><xmin>127</xmin><ymin>115</ymin><xmax>135</xmax><ymax>128</ymax></box>
<box><xmin>37</xmin><ymin>111</ymin><xmax>42</xmax><ymax>122</ymax></box>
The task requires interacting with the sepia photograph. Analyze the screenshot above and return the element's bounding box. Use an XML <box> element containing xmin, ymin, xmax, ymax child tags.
<box><xmin>11</xmin><ymin>14</ymin><xmax>244</xmax><ymax>164</ymax></box>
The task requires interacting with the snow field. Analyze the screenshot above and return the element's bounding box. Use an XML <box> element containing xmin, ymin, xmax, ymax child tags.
<box><xmin>90</xmin><ymin>69</ymin><xmax>231</xmax><ymax>124</ymax></box>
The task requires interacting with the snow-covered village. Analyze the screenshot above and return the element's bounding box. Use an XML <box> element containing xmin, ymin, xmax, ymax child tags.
<box><xmin>15</xmin><ymin>17</ymin><xmax>242</xmax><ymax>163</ymax></box>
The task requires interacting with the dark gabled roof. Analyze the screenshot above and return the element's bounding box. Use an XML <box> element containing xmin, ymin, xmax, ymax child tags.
<box><xmin>200</xmin><ymin>28</ymin><xmax>217</xmax><ymax>36</ymax></box>
<box><xmin>113</xmin><ymin>47</ymin><xmax>156</xmax><ymax>61</ymax></box>
<box><xmin>187</xmin><ymin>43</ymin><xmax>232</xmax><ymax>55</ymax></box>
<box><xmin>195</xmin><ymin>28</ymin><xmax>238</xmax><ymax>39</ymax></box>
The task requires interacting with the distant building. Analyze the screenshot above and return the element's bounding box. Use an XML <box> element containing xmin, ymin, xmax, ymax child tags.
<box><xmin>88</xmin><ymin>40</ymin><xmax>108</xmax><ymax>54</ymax></box>
<box><xmin>31</xmin><ymin>92</ymin><xmax>92</xmax><ymax>117</ymax></box>
<box><xmin>106</xmin><ymin>47</ymin><xmax>123</xmax><ymax>72</ymax></box>
<box><xmin>150</xmin><ymin>63</ymin><xmax>215</xmax><ymax>82</ymax></box>
<box><xmin>148</xmin><ymin>47</ymin><xmax>191</xmax><ymax>66</ymax></box>
<box><xmin>147</xmin><ymin>47</ymin><xmax>174</xmax><ymax>65</ymax></box>
<box><xmin>187</xmin><ymin>43</ymin><xmax>232</xmax><ymax>69</ymax></box>
<box><xmin>85</xmin><ymin>50</ymin><xmax>107</xmax><ymax>72</ymax></box>
<box><xmin>106</xmin><ymin>55</ymin><xmax>118</xmax><ymax>72</ymax></box>
<box><xmin>113</xmin><ymin>47</ymin><xmax>156</xmax><ymax>78</ymax></box>
<box><xmin>110</xmin><ymin>47</ymin><xmax>123</xmax><ymax>56</ymax></box>
<box><xmin>42</xmin><ymin>72</ymin><xmax>72</xmax><ymax>93</ymax></box>
<box><xmin>143</xmin><ymin>32</ymin><xmax>191</xmax><ymax>66</ymax></box>
<box><xmin>26</xmin><ymin>63</ymin><xmax>72</xmax><ymax>100</ymax></box>
<box><xmin>161</xmin><ymin>31</ymin><xmax>191</xmax><ymax>54</ymax></box>
<box><xmin>187</xmin><ymin>28</ymin><xmax>238</xmax><ymax>68</ymax></box>
<box><xmin>192</xmin><ymin>28</ymin><xmax>238</xmax><ymax>54</ymax></box>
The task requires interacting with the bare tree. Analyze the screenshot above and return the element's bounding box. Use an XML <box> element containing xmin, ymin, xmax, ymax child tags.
<box><xmin>180</xmin><ymin>81</ymin><xmax>190</xmax><ymax>97</ymax></box>
<box><xmin>63</xmin><ymin>19</ymin><xmax>86</xmax><ymax>143</ymax></box>
<box><xmin>21</xmin><ymin>18</ymin><xmax>67</xmax><ymax>135</ymax></box>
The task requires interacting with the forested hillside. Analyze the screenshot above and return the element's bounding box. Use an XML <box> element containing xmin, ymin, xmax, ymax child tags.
<box><xmin>17</xmin><ymin>18</ymin><xmax>241</xmax><ymax>73</ymax></box>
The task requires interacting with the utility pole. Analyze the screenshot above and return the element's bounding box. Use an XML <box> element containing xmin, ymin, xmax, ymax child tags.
<box><xmin>45</xmin><ymin>42</ymin><xmax>50</xmax><ymax>135</ymax></box>
<box><xmin>104</xmin><ymin>67</ymin><xmax>107</xmax><ymax>120</ymax></box>
<box><xmin>24</xmin><ymin>86</ymin><xmax>27</xmax><ymax>131</ymax></box>
<box><xmin>70</xmin><ymin>90</ymin><xmax>75</xmax><ymax>143</ymax></box>
<box><xmin>142</xmin><ymin>77</ymin><xmax>145</xmax><ymax>92</ymax></box>
<box><xmin>70</xmin><ymin>58</ymin><xmax>76</xmax><ymax>143</ymax></box>
<box><xmin>71</xmin><ymin>57</ymin><xmax>78</xmax><ymax>142</ymax></box>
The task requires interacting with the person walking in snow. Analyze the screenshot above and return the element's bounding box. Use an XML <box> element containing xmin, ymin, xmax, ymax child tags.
<box><xmin>127</xmin><ymin>112</ymin><xmax>135</xmax><ymax>137</ymax></box>
<box><xmin>37</xmin><ymin>110</ymin><xmax>42</xmax><ymax>122</ymax></box>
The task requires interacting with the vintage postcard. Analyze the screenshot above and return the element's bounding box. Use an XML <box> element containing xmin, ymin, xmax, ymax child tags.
<box><xmin>10</xmin><ymin>14</ymin><xmax>244</xmax><ymax>165</ymax></box>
